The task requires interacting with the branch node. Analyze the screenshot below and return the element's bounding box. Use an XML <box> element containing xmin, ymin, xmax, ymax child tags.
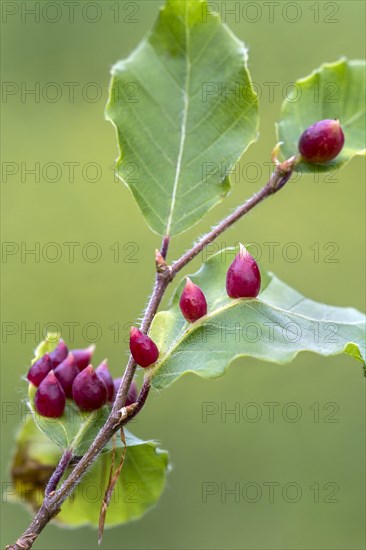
<box><xmin>155</xmin><ymin>249</ymin><xmax>167</xmax><ymax>272</ymax></box>
<box><xmin>118</xmin><ymin>403</ymin><xmax>138</xmax><ymax>424</ymax></box>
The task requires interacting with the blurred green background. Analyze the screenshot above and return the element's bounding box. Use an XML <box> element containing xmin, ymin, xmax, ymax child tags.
<box><xmin>1</xmin><ymin>1</ymin><xmax>365</xmax><ymax>548</ymax></box>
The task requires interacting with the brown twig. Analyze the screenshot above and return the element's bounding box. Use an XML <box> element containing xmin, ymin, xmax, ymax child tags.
<box><xmin>8</xmin><ymin>158</ymin><xmax>296</xmax><ymax>550</ymax></box>
<box><xmin>44</xmin><ymin>449</ymin><xmax>72</xmax><ymax>497</ymax></box>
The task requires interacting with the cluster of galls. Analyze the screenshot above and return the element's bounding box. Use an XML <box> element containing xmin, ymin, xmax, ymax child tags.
<box><xmin>27</xmin><ymin>341</ymin><xmax>137</xmax><ymax>418</ymax></box>
<box><xmin>29</xmin><ymin>244</ymin><xmax>259</xmax><ymax>420</ymax></box>
<box><xmin>130</xmin><ymin>244</ymin><xmax>261</xmax><ymax>376</ymax></box>
<box><xmin>178</xmin><ymin>243</ymin><xmax>261</xmax><ymax>323</ymax></box>
<box><xmin>128</xmin><ymin>243</ymin><xmax>261</xmax><ymax>370</ymax></box>
<box><xmin>30</xmin><ymin>121</ymin><xmax>343</xmax><ymax>419</ymax></box>
<box><xmin>179</xmin><ymin>241</ymin><xmax>261</xmax><ymax>319</ymax></box>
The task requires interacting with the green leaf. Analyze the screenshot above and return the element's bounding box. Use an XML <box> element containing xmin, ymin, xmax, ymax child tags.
<box><xmin>10</xmin><ymin>418</ymin><xmax>170</xmax><ymax>528</ymax></box>
<box><xmin>277</xmin><ymin>58</ymin><xmax>366</xmax><ymax>172</ymax></box>
<box><xmin>28</xmin><ymin>383</ymin><xmax>111</xmax><ymax>455</ymax></box>
<box><xmin>32</xmin><ymin>332</ymin><xmax>59</xmax><ymax>363</ymax></box>
<box><xmin>106</xmin><ymin>0</ymin><xmax>258</xmax><ymax>236</ymax></box>
<box><xmin>149</xmin><ymin>248</ymin><xmax>366</xmax><ymax>389</ymax></box>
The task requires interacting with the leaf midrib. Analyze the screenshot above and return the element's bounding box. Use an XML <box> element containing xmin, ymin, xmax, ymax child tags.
<box><xmin>153</xmin><ymin>295</ymin><xmax>365</xmax><ymax>373</ymax></box>
<box><xmin>71</xmin><ymin>409</ymin><xmax>99</xmax><ymax>453</ymax></box>
<box><xmin>165</xmin><ymin>6</ymin><xmax>191</xmax><ymax>236</ymax></box>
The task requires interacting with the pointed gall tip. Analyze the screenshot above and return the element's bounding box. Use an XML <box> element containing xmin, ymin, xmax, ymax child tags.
<box><xmin>330</xmin><ymin>118</ymin><xmax>342</xmax><ymax>132</ymax></box>
<box><xmin>185</xmin><ymin>276</ymin><xmax>194</xmax><ymax>287</ymax></box>
<box><xmin>46</xmin><ymin>370</ymin><xmax>59</xmax><ymax>385</ymax></box>
<box><xmin>97</xmin><ymin>359</ymin><xmax>109</xmax><ymax>371</ymax></box>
